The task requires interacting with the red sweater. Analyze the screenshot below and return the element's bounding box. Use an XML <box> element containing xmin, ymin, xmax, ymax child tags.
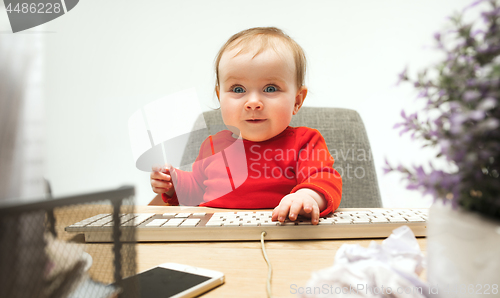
<box><xmin>162</xmin><ymin>126</ymin><xmax>342</xmax><ymax>216</ymax></box>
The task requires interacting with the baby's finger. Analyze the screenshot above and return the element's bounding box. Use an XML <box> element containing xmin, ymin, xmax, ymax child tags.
<box><xmin>152</xmin><ymin>186</ymin><xmax>167</xmax><ymax>194</ymax></box>
<box><xmin>152</xmin><ymin>177</ymin><xmax>173</xmax><ymax>190</ymax></box>
<box><xmin>310</xmin><ymin>204</ymin><xmax>320</xmax><ymax>225</ymax></box>
<box><xmin>288</xmin><ymin>201</ymin><xmax>303</xmax><ymax>221</ymax></box>
<box><xmin>151</xmin><ymin>171</ymin><xmax>171</xmax><ymax>182</ymax></box>
<box><xmin>272</xmin><ymin>204</ymin><xmax>287</xmax><ymax>221</ymax></box>
<box><xmin>276</xmin><ymin>200</ymin><xmax>292</xmax><ymax>222</ymax></box>
<box><xmin>272</xmin><ymin>206</ymin><xmax>280</xmax><ymax>219</ymax></box>
<box><xmin>163</xmin><ymin>163</ymin><xmax>174</xmax><ymax>173</ymax></box>
<box><xmin>302</xmin><ymin>200</ymin><xmax>314</xmax><ymax>214</ymax></box>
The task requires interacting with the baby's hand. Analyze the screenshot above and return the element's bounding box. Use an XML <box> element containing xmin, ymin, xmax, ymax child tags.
<box><xmin>272</xmin><ymin>191</ymin><xmax>321</xmax><ymax>225</ymax></box>
<box><xmin>150</xmin><ymin>164</ymin><xmax>175</xmax><ymax>197</ymax></box>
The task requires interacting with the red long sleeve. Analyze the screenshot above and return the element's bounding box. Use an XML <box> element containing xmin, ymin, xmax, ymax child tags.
<box><xmin>162</xmin><ymin>126</ymin><xmax>342</xmax><ymax>216</ymax></box>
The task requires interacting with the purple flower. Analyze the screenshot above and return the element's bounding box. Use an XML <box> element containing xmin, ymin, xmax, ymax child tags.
<box><xmin>439</xmin><ymin>139</ymin><xmax>451</xmax><ymax>155</ymax></box>
<box><xmin>399</xmin><ymin>127</ymin><xmax>411</xmax><ymax>137</ymax></box>
<box><xmin>477</xmin><ymin>44</ymin><xmax>500</xmax><ymax>54</ymax></box>
<box><xmin>471</xmin><ymin>29</ymin><xmax>485</xmax><ymax>37</ymax></box>
<box><xmin>481</xmin><ymin>7</ymin><xmax>500</xmax><ymax>21</ymax></box>
<box><xmin>483</xmin><ymin>118</ymin><xmax>499</xmax><ymax>130</ymax></box>
<box><xmin>467</xmin><ymin>78</ymin><xmax>477</xmax><ymax>86</ymax></box>
<box><xmin>417</xmin><ymin>89</ymin><xmax>428</xmax><ymax>99</ymax></box>
<box><xmin>428</xmin><ymin>130</ymin><xmax>439</xmax><ymax>138</ymax></box>
<box><xmin>396</xmin><ymin>66</ymin><xmax>408</xmax><ymax>85</ymax></box>
<box><xmin>463</xmin><ymin>0</ymin><xmax>487</xmax><ymax>12</ymax></box>
<box><xmin>469</xmin><ymin>110</ymin><xmax>485</xmax><ymax>120</ymax></box>
<box><xmin>400</xmin><ymin>109</ymin><xmax>407</xmax><ymax>119</ymax></box>
<box><xmin>449</xmin><ymin>102</ymin><xmax>461</xmax><ymax>111</ymax></box>
<box><xmin>453</xmin><ymin>148</ymin><xmax>466</xmax><ymax>162</ymax></box>
<box><xmin>477</xmin><ymin>97</ymin><xmax>497</xmax><ymax>110</ymax></box>
<box><xmin>466</xmin><ymin>152</ymin><xmax>478</xmax><ymax>163</ymax></box>
<box><xmin>479</xmin><ymin>150</ymin><xmax>493</xmax><ymax>159</ymax></box>
<box><xmin>463</xmin><ymin>90</ymin><xmax>480</xmax><ymax>102</ymax></box>
<box><xmin>386</xmin><ymin>0</ymin><xmax>500</xmax><ymax>217</ymax></box>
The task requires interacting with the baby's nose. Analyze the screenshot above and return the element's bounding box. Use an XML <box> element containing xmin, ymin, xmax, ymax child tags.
<box><xmin>245</xmin><ymin>94</ymin><xmax>263</xmax><ymax>110</ymax></box>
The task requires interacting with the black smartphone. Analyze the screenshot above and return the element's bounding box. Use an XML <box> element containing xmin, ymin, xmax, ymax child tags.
<box><xmin>121</xmin><ymin>263</ymin><xmax>225</xmax><ymax>298</ymax></box>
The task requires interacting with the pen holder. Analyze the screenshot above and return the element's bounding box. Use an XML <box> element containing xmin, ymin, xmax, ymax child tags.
<box><xmin>0</xmin><ymin>185</ymin><xmax>138</xmax><ymax>298</ymax></box>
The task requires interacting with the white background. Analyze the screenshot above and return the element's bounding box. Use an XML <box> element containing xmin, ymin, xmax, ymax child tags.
<box><xmin>1</xmin><ymin>0</ymin><xmax>476</xmax><ymax>206</ymax></box>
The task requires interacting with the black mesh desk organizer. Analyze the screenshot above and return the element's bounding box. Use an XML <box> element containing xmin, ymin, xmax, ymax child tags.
<box><xmin>0</xmin><ymin>185</ymin><xmax>137</xmax><ymax>298</ymax></box>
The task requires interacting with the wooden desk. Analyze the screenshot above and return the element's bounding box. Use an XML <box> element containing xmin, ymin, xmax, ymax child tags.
<box><xmin>59</xmin><ymin>206</ymin><xmax>427</xmax><ymax>298</ymax></box>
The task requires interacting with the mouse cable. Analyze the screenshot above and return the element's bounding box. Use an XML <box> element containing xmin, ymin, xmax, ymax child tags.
<box><xmin>260</xmin><ymin>231</ymin><xmax>273</xmax><ymax>298</ymax></box>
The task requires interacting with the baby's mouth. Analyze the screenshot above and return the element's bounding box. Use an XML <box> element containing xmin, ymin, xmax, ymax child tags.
<box><xmin>246</xmin><ymin>119</ymin><xmax>267</xmax><ymax>123</ymax></box>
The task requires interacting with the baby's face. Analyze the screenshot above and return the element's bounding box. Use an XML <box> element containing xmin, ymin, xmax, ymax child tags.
<box><xmin>217</xmin><ymin>46</ymin><xmax>306</xmax><ymax>142</ymax></box>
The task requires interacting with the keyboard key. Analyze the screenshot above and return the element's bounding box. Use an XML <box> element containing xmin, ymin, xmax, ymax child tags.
<box><xmin>354</xmin><ymin>211</ymin><xmax>372</xmax><ymax>214</ymax></box>
<box><xmin>180</xmin><ymin>219</ymin><xmax>200</xmax><ymax>227</ymax></box>
<box><xmin>88</xmin><ymin>216</ymin><xmax>114</xmax><ymax>227</ymax></box>
<box><xmin>405</xmin><ymin>217</ymin><xmax>426</xmax><ymax>222</ymax></box>
<box><xmin>388</xmin><ymin>217</ymin><xmax>407</xmax><ymax>223</ymax></box>
<box><xmin>192</xmin><ymin>213</ymin><xmax>206</xmax><ymax>216</ymax></box>
<box><xmin>175</xmin><ymin>213</ymin><xmax>192</xmax><ymax>218</ymax></box>
<box><xmin>121</xmin><ymin>214</ymin><xmax>138</xmax><ymax>223</ymax></box>
<box><xmin>357</xmin><ymin>212</ymin><xmax>372</xmax><ymax>216</ymax></box>
<box><xmin>261</xmin><ymin>221</ymin><xmax>279</xmax><ymax>226</ymax></box>
<box><xmin>205</xmin><ymin>222</ymin><xmax>222</xmax><ymax>227</ymax></box>
<box><xmin>163</xmin><ymin>213</ymin><xmax>177</xmax><ymax>217</ymax></box>
<box><xmin>163</xmin><ymin>218</ymin><xmax>184</xmax><ymax>227</ymax></box>
<box><xmin>70</xmin><ymin>214</ymin><xmax>111</xmax><ymax>227</ymax></box>
<box><xmin>334</xmin><ymin>218</ymin><xmax>352</xmax><ymax>224</ymax></box>
<box><xmin>224</xmin><ymin>222</ymin><xmax>241</xmax><ymax>227</ymax></box>
<box><xmin>338</xmin><ymin>215</ymin><xmax>352</xmax><ymax>220</ymax></box>
<box><xmin>104</xmin><ymin>214</ymin><xmax>138</xmax><ymax>227</ymax></box>
<box><xmin>258</xmin><ymin>212</ymin><xmax>273</xmax><ymax>217</ymax></box>
<box><xmin>146</xmin><ymin>219</ymin><xmax>168</xmax><ymax>227</ymax></box>
<box><xmin>242</xmin><ymin>222</ymin><xmax>259</xmax><ymax>226</ymax></box>
<box><xmin>126</xmin><ymin>214</ymin><xmax>155</xmax><ymax>226</ymax></box>
<box><xmin>352</xmin><ymin>218</ymin><xmax>371</xmax><ymax>224</ymax></box>
<box><xmin>371</xmin><ymin>218</ymin><xmax>389</xmax><ymax>223</ymax></box>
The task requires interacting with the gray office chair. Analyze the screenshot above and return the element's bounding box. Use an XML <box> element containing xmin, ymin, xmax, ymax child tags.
<box><xmin>150</xmin><ymin>107</ymin><xmax>382</xmax><ymax>208</ymax></box>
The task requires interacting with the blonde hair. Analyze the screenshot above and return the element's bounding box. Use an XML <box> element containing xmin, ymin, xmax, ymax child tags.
<box><xmin>214</xmin><ymin>27</ymin><xmax>307</xmax><ymax>91</ymax></box>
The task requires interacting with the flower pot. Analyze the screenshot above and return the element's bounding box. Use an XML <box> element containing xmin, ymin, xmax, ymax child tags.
<box><xmin>427</xmin><ymin>201</ymin><xmax>500</xmax><ymax>297</ymax></box>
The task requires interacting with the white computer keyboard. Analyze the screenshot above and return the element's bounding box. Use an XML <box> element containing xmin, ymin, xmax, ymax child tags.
<box><xmin>65</xmin><ymin>208</ymin><xmax>428</xmax><ymax>242</ymax></box>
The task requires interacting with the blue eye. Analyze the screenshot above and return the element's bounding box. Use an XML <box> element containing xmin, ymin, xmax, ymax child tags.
<box><xmin>232</xmin><ymin>86</ymin><xmax>245</xmax><ymax>93</ymax></box>
<box><xmin>264</xmin><ymin>86</ymin><xmax>277</xmax><ymax>93</ymax></box>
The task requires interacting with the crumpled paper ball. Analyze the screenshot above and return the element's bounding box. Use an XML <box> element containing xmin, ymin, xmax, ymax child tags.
<box><xmin>301</xmin><ymin>226</ymin><xmax>428</xmax><ymax>298</ymax></box>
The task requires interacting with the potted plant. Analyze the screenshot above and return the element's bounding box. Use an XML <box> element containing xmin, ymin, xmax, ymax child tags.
<box><xmin>384</xmin><ymin>0</ymin><xmax>500</xmax><ymax>295</ymax></box>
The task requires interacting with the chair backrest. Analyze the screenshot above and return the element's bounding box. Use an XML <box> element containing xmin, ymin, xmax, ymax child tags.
<box><xmin>179</xmin><ymin>107</ymin><xmax>382</xmax><ymax>208</ymax></box>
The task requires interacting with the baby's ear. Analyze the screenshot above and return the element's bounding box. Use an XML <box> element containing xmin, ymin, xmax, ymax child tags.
<box><xmin>293</xmin><ymin>86</ymin><xmax>308</xmax><ymax>115</ymax></box>
<box><xmin>215</xmin><ymin>86</ymin><xmax>220</xmax><ymax>100</ymax></box>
